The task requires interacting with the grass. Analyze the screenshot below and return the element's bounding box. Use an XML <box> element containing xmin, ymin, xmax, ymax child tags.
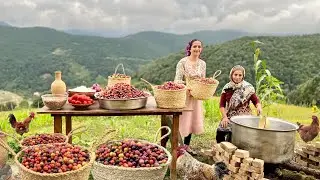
<box><xmin>1</xmin><ymin>97</ymin><xmax>318</xmax><ymax>180</ymax></box>
<box><xmin>0</xmin><ymin>96</ymin><xmax>318</xmax><ymax>151</ymax></box>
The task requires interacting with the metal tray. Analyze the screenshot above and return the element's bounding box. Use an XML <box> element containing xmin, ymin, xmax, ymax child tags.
<box><xmin>98</xmin><ymin>96</ymin><xmax>148</xmax><ymax>110</ymax></box>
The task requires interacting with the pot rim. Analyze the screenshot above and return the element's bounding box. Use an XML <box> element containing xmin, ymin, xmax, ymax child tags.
<box><xmin>230</xmin><ymin>115</ymin><xmax>299</xmax><ymax>132</ymax></box>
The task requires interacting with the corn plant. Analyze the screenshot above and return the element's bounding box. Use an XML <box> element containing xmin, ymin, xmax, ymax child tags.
<box><xmin>251</xmin><ymin>40</ymin><xmax>285</xmax><ymax>110</ymax></box>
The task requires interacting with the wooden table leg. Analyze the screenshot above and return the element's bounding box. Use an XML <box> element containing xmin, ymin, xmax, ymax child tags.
<box><xmin>66</xmin><ymin>116</ymin><xmax>72</xmax><ymax>144</ymax></box>
<box><xmin>53</xmin><ymin>115</ymin><xmax>62</xmax><ymax>133</ymax></box>
<box><xmin>170</xmin><ymin>113</ymin><xmax>179</xmax><ymax>180</ymax></box>
<box><xmin>160</xmin><ymin>115</ymin><xmax>169</xmax><ymax>147</ymax></box>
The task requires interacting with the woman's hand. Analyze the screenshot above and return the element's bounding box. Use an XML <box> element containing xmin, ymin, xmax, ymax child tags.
<box><xmin>256</xmin><ymin>103</ymin><xmax>263</xmax><ymax>115</ymax></box>
<box><xmin>221</xmin><ymin>117</ymin><xmax>230</xmax><ymax>128</ymax></box>
<box><xmin>186</xmin><ymin>88</ymin><xmax>192</xmax><ymax>96</ymax></box>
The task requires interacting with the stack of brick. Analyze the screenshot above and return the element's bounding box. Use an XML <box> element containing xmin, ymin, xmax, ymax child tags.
<box><xmin>212</xmin><ymin>142</ymin><xmax>266</xmax><ymax>180</ymax></box>
<box><xmin>294</xmin><ymin>142</ymin><xmax>320</xmax><ymax>170</ymax></box>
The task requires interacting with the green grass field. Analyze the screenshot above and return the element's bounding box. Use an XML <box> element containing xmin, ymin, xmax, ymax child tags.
<box><xmin>0</xmin><ymin>97</ymin><xmax>318</xmax><ymax>151</ymax></box>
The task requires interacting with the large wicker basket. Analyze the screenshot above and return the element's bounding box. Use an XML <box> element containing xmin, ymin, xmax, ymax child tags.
<box><xmin>0</xmin><ymin>140</ymin><xmax>95</xmax><ymax>180</ymax></box>
<box><xmin>186</xmin><ymin>70</ymin><xmax>221</xmax><ymax>100</ymax></box>
<box><xmin>107</xmin><ymin>63</ymin><xmax>131</xmax><ymax>87</ymax></box>
<box><xmin>19</xmin><ymin>126</ymin><xmax>87</xmax><ymax>149</ymax></box>
<box><xmin>0</xmin><ymin>132</ymin><xmax>8</xmax><ymax>168</ymax></box>
<box><xmin>91</xmin><ymin>126</ymin><xmax>172</xmax><ymax>180</ymax></box>
<box><xmin>141</xmin><ymin>78</ymin><xmax>187</xmax><ymax>109</ymax></box>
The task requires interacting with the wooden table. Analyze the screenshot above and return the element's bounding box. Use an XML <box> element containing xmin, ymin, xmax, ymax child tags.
<box><xmin>37</xmin><ymin>97</ymin><xmax>192</xmax><ymax>180</ymax></box>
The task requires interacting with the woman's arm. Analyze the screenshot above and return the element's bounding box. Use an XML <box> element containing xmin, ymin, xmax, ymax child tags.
<box><xmin>255</xmin><ymin>103</ymin><xmax>262</xmax><ymax>115</ymax></box>
<box><xmin>220</xmin><ymin>93</ymin><xmax>229</xmax><ymax>128</ymax></box>
<box><xmin>202</xmin><ymin>61</ymin><xmax>206</xmax><ymax>78</ymax></box>
<box><xmin>174</xmin><ymin>61</ymin><xmax>185</xmax><ymax>84</ymax></box>
<box><xmin>250</xmin><ymin>93</ymin><xmax>262</xmax><ymax>115</ymax></box>
<box><xmin>220</xmin><ymin>107</ymin><xmax>228</xmax><ymax>119</ymax></box>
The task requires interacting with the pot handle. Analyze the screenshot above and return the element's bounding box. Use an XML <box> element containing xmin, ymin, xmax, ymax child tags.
<box><xmin>212</xmin><ymin>70</ymin><xmax>222</xmax><ymax>79</ymax></box>
<box><xmin>154</xmin><ymin>126</ymin><xmax>171</xmax><ymax>144</ymax></box>
<box><xmin>0</xmin><ymin>138</ymin><xmax>17</xmax><ymax>156</ymax></box>
<box><xmin>0</xmin><ymin>130</ymin><xmax>22</xmax><ymax>148</ymax></box>
<box><xmin>114</xmin><ymin>63</ymin><xmax>126</xmax><ymax>75</ymax></box>
<box><xmin>140</xmin><ymin>78</ymin><xmax>154</xmax><ymax>89</ymax></box>
<box><xmin>65</xmin><ymin>126</ymin><xmax>88</xmax><ymax>144</ymax></box>
<box><xmin>90</xmin><ymin>129</ymin><xmax>116</xmax><ymax>151</ymax></box>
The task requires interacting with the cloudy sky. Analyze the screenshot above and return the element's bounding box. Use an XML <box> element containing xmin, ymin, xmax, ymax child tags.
<box><xmin>1</xmin><ymin>0</ymin><xmax>320</xmax><ymax>34</ymax></box>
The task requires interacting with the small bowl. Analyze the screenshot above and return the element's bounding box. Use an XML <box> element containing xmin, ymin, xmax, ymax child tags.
<box><xmin>41</xmin><ymin>94</ymin><xmax>67</xmax><ymax>110</ymax></box>
<box><xmin>68</xmin><ymin>90</ymin><xmax>96</xmax><ymax>99</ymax></box>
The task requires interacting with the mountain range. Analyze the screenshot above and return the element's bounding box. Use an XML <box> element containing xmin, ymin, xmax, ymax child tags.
<box><xmin>0</xmin><ymin>21</ymin><xmax>319</xmax><ymax>100</ymax></box>
<box><xmin>0</xmin><ymin>25</ymin><xmax>254</xmax><ymax>96</ymax></box>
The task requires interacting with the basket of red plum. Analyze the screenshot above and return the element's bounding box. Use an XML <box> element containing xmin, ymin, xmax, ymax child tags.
<box><xmin>0</xmin><ymin>140</ymin><xmax>95</xmax><ymax>180</ymax></box>
<box><xmin>19</xmin><ymin>126</ymin><xmax>87</xmax><ymax>149</ymax></box>
<box><xmin>91</xmin><ymin>126</ymin><xmax>172</xmax><ymax>180</ymax></box>
<box><xmin>141</xmin><ymin>79</ymin><xmax>186</xmax><ymax>109</ymax></box>
<box><xmin>107</xmin><ymin>63</ymin><xmax>131</xmax><ymax>88</ymax></box>
<box><xmin>186</xmin><ymin>70</ymin><xmax>221</xmax><ymax>100</ymax></box>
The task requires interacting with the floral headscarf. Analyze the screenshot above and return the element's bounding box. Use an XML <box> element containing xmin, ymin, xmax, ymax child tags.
<box><xmin>222</xmin><ymin>65</ymin><xmax>255</xmax><ymax>111</ymax></box>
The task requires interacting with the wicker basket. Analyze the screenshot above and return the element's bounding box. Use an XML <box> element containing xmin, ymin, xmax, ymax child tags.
<box><xmin>0</xmin><ymin>133</ymin><xmax>8</xmax><ymax>168</ymax></box>
<box><xmin>107</xmin><ymin>63</ymin><xmax>131</xmax><ymax>87</ymax></box>
<box><xmin>186</xmin><ymin>70</ymin><xmax>221</xmax><ymax>100</ymax></box>
<box><xmin>0</xmin><ymin>140</ymin><xmax>95</xmax><ymax>180</ymax></box>
<box><xmin>91</xmin><ymin>126</ymin><xmax>172</xmax><ymax>180</ymax></box>
<box><xmin>0</xmin><ymin>129</ymin><xmax>115</xmax><ymax>180</ymax></box>
<box><xmin>19</xmin><ymin>126</ymin><xmax>87</xmax><ymax>149</ymax></box>
<box><xmin>141</xmin><ymin>78</ymin><xmax>187</xmax><ymax>109</ymax></box>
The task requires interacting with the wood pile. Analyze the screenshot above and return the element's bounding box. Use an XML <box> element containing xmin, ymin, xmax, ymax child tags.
<box><xmin>294</xmin><ymin>142</ymin><xmax>320</xmax><ymax>170</ymax></box>
<box><xmin>212</xmin><ymin>142</ymin><xmax>268</xmax><ymax>180</ymax></box>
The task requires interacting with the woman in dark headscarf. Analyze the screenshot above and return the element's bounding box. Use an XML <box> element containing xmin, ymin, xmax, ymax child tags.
<box><xmin>216</xmin><ymin>65</ymin><xmax>262</xmax><ymax>143</ymax></box>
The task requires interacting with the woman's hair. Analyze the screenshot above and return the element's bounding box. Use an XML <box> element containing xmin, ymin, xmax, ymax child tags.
<box><xmin>185</xmin><ymin>39</ymin><xmax>202</xmax><ymax>56</ymax></box>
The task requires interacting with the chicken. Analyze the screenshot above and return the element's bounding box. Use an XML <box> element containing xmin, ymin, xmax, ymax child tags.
<box><xmin>8</xmin><ymin>112</ymin><xmax>35</xmax><ymax>136</ymax></box>
<box><xmin>176</xmin><ymin>145</ymin><xmax>229</xmax><ymax>180</ymax></box>
<box><xmin>297</xmin><ymin>115</ymin><xmax>320</xmax><ymax>143</ymax></box>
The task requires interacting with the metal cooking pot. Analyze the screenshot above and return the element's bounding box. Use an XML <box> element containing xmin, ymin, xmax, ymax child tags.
<box><xmin>230</xmin><ymin>115</ymin><xmax>299</xmax><ymax>163</ymax></box>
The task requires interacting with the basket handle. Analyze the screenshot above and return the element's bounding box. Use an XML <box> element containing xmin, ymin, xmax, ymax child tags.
<box><xmin>154</xmin><ymin>126</ymin><xmax>171</xmax><ymax>144</ymax></box>
<box><xmin>0</xmin><ymin>131</ymin><xmax>22</xmax><ymax>148</ymax></box>
<box><xmin>212</xmin><ymin>70</ymin><xmax>222</xmax><ymax>79</ymax></box>
<box><xmin>65</xmin><ymin>125</ymin><xmax>88</xmax><ymax>144</ymax></box>
<box><xmin>140</xmin><ymin>78</ymin><xmax>154</xmax><ymax>89</ymax></box>
<box><xmin>0</xmin><ymin>138</ymin><xmax>17</xmax><ymax>156</ymax></box>
<box><xmin>90</xmin><ymin>129</ymin><xmax>116</xmax><ymax>151</ymax></box>
<box><xmin>114</xmin><ymin>63</ymin><xmax>126</xmax><ymax>75</ymax></box>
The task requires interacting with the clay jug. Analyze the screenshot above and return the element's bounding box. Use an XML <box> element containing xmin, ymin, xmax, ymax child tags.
<box><xmin>0</xmin><ymin>134</ymin><xmax>8</xmax><ymax>168</ymax></box>
<box><xmin>51</xmin><ymin>71</ymin><xmax>66</xmax><ymax>95</ymax></box>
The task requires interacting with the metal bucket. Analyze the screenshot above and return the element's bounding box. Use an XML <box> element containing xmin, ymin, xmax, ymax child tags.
<box><xmin>230</xmin><ymin>115</ymin><xmax>298</xmax><ymax>163</ymax></box>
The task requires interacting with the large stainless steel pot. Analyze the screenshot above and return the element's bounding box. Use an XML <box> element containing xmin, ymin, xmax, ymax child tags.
<box><xmin>230</xmin><ymin>115</ymin><xmax>299</xmax><ymax>163</ymax></box>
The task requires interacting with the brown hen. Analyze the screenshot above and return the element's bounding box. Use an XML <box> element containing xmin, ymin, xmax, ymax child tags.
<box><xmin>8</xmin><ymin>112</ymin><xmax>35</xmax><ymax>136</ymax></box>
<box><xmin>297</xmin><ymin>115</ymin><xmax>320</xmax><ymax>143</ymax></box>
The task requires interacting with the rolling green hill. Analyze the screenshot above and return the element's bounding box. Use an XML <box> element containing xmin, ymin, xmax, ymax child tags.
<box><xmin>0</xmin><ymin>26</ymin><xmax>250</xmax><ymax>96</ymax></box>
<box><xmin>1</xmin><ymin>25</ymin><xmax>319</xmax><ymax>99</ymax></box>
<box><xmin>135</xmin><ymin>34</ymin><xmax>320</xmax><ymax>96</ymax></box>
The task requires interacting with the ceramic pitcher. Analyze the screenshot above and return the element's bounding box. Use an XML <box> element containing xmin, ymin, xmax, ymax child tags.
<box><xmin>51</xmin><ymin>71</ymin><xmax>66</xmax><ymax>95</ymax></box>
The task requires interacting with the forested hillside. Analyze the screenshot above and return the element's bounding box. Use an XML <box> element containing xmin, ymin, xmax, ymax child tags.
<box><xmin>0</xmin><ymin>26</ymin><xmax>249</xmax><ymax>95</ymax></box>
<box><xmin>135</xmin><ymin>34</ymin><xmax>320</xmax><ymax>96</ymax></box>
